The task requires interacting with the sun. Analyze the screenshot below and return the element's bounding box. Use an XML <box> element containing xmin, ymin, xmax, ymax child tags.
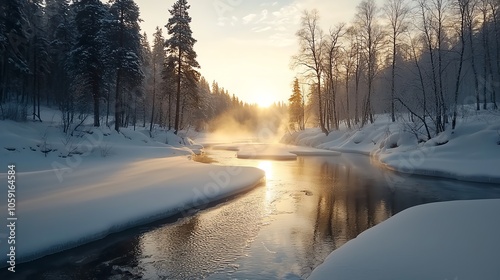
<box><xmin>256</xmin><ymin>94</ymin><xmax>274</xmax><ymax>108</ymax></box>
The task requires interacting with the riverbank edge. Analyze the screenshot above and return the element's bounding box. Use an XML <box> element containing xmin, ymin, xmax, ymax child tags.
<box><xmin>307</xmin><ymin>198</ymin><xmax>500</xmax><ymax>280</ymax></box>
<box><xmin>281</xmin><ymin>129</ymin><xmax>500</xmax><ymax>185</ymax></box>
<box><xmin>1</xmin><ymin>157</ymin><xmax>266</xmax><ymax>266</ymax></box>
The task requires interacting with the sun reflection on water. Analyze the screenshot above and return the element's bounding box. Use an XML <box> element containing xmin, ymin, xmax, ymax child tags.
<box><xmin>257</xmin><ymin>160</ymin><xmax>274</xmax><ymax>180</ymax></box>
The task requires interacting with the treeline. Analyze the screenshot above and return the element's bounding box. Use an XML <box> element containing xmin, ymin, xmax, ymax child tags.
<box><xmin>290</xmin><ymin>0</ymin><xmax>500</xmax><ymax>139</ymax></box>
<box><xmin>0</xmin><ymin>0</ymin><xmax>254</xmax><ymax>135</ymax></box>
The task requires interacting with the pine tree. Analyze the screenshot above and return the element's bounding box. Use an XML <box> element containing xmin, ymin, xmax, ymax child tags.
<box><xmin>150</xmin><ymin>26</ymin><xmax>165</xmax><ymax>132</ymax></box>
<box><xmin>165</xmin><ymin>0</ymin><xmax>200</xmax><ymax>134</ymax></box>
<box><xmin>140</xmin><ymin>31</ymin><xmax>152</xmax><ymax>128</ymax></box>
<box><xmin>109</xmin><ymin>0</ymin><xmax>143</xmax><ymax>132</ymax></box>
<box><xmin>45</xmin><ymin>0</ymin><xmax>75</xmax><ymax>109</ymax></box>
<box><xmin>70</xmin><ymin>0</ymin><xmax>110</xmax><ymax>127</ymax></box>
<box><xmin>26</xmin><ymin>0</ymin><xmax>51</xmax><ymax>121</ymax></box>
<box><xmin>289</xmin><ymin>78</ymin><xmax>304</xmax><ymax>130</ymax></box>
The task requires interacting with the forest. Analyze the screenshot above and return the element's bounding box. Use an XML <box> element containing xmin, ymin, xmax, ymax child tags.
<box><xmin>2</xmin><ymin>0</ymin><xmax>499</xmax><ymax>141</ymax></box>
<box><xmin>288</xmin><ymin>0</ymin><xmax>500</xmax><ymax>140</ymax></box>
<box><xmin>0</xmin><ymin>0</ymin><xmax>283</xmax><ymax>136</ymax></box>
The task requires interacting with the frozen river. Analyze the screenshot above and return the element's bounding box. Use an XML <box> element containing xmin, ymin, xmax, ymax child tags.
<box><xmin>11</xmin><ymin>149</ymin><xmax>500</xmax><ymax>279</ymax></box>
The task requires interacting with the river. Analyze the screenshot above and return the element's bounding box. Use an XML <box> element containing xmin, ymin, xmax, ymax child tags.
<box><xmin>10</xmin><ymin>149</ymin><xmax>500</xmax><ymax>279</ymax></box>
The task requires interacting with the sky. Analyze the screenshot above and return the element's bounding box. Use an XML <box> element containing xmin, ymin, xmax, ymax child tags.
<box><xmin>135</xmin><ymin>0</ymin><xmax>364</xmax><ymax>106</ymax></box>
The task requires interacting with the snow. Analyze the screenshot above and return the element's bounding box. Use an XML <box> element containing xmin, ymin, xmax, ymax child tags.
<box><xmin>210</xmin><ymin>143</ymin><xmax>340</xmax><ymax>160</ymax></box>
<box><xmin>0</xmin><ymin>107</ymin><xmax>265</xmax><ymax>263</ymax></box>
<box><xmin>283</xmin><ymin>110</ymin><xmax>500</xmax><ymax>279</ymax></box>
<box><xmin>308</xmin><ymin>199</ymin><xmax>500</xmax><ymax>280</ymax></box>
<box><xmin>282</xmin><ymin>110</ymin><xmax>500</xmax><ymax>183</ymax></box>
<box><xmin>237</xmin><ymin>144</ymin><xmax>298</xmax><ymax>160</ymax></box>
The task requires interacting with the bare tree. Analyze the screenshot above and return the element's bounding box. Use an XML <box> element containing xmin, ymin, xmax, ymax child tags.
<box><xmin>344</xmin><ymin>26</ymin><xmax>365</xmax><ymax>125</ymax></box>
<box><xmin>323</xmin><ymin>23</ymin><xmax>345</xmax><ymax>130</ymax></box>
<box><xmin>452</xmin><ymin>0</ymin><xmax>469</xmax><ymax>129</ymax></box>
<box><xmin>355</xmin><ymin>0</ymin><xmax>385</xmax><ymax>126</ymax></box>
<box><xmin>435</xmin><ymin>0</ymin><xmax>449</xmax><ymax>127</ymax></box>
<box><xmin>341</xmin><ymin>27</ymin><xmax>359</xmax><ymax>128</ymax></box>
<box><xmin>383</xmin><ymin>0</ymin><xmax>410</xmax><ymax>122</ymax></box>
<box><xmin>490</xmin><ymin>0</ymin><xmax>499</xmax><ymax>108</ymax></box>
<box><xmin>292</xmin><ymin>9</ymin><xmax>328</xmax><ymax>135</ymax></box>
<box><xmin>479</xmin><ymin>0</ymin><xmax>493</xmax><ymax>109</ymax></box>
<box><xmin>406</xmin><ymin>31</ymin><xmax>432</xmax><ymax>139</ymax></box>
<box><xmin>465</xmin><ymin>0</ymin><xmax>481</xmax><ymax>110</ymax></box>
<box><xmin>416</xmin><ymin>0</ymin><xmax>448</xmax><ymax>133</ymax></box>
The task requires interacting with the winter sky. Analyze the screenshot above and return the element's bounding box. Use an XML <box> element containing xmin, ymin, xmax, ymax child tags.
<box><xmin>135</xmin><ymin>0</ymin><xmax>362</xmax><ymax>106</ymax></box>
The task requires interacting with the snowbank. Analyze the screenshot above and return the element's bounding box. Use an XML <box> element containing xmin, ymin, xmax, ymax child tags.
<box><xmin>0</xmin><ymin>107</ymin><xmax>265</xmax><ymax>264</ymax></box>
<box><xmin>308</xmin><ymin>199</ymin><xmax>500</xmax><ymax>280</ymax></box>
<box><xmin>211</xmin><ymin>143</ymin><xmax>340</xmax><ymax>160</ymax></box>
<box><xmin>0</xmin><ymin>157</ymin><xmax>264</xmax><ymax>264</ymax></box>
<box><xmin>282</xmin><ymin>111</ymin><xmax>500</xmax><ymax>183</ymax></box>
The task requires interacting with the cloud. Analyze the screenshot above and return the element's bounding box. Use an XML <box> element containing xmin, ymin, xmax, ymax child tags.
<box><xmin>252</xmin><ymin>26</ymin><xmax>272</xmax><ymax>33</ymax></box>
<box><xmin>242</xmin><ymin>13</ymin><xmax>257</xmax><ymax>24</ymax></box>
<box><xmin>215</xmin><ymin>1</ymin><xmax>304</xmax><ymax>47</ymax></box>
<box><xmin>217</xmin><ymin>16</ymin><xmax>239</xmax><ymax>27</ymax></box>
<box><xmin>260</xmin><ymin>1</ymin><xmax>279</xmax><ymax>7</ymax></box>
<box><xmin>256</xmin><ymin>9</ymin><xmax>269</xmax><ymax>23</ymax></box>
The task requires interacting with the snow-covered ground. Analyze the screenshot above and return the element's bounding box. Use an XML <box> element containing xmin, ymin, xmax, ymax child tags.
<box><xmin>0</xmin><ymin>107</ymin><xmax>265</xmax><ymax>264</ymax></box>
<box><xmin>209</xmin><ymin>142</ymin><xmax>340</xmax><ymax>160</ymax></box>
<box><xmin>308</xmin><ymin>199</ymin><xmax>500</xmax><ymax>280</ymax></box>
<box><xmin>282</xmin><ymin>109</ymin><xmax>500</xmax><ymax>183</ymax></box>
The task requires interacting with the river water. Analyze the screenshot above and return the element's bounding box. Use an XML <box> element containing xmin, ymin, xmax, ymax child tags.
<box><xmin>11</xmin><ymin>149</ymin><xmax>500</xmax><ymax>279</ymax></box>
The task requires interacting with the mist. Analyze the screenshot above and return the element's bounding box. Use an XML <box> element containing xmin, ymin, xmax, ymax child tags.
<box><xmin>204</xmin><ymin>105</ymin><xmax>289</xmax><ymax>143</ymax></box>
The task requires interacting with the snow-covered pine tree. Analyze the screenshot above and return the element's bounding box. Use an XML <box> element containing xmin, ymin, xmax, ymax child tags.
<box><xmin>69</xmin><ymin>0</ymin><xmax>110</xmax><ymax>127</ymax></box>
<box><xmin>165</xmin><ymin>0</ymin><xmax>200</xmax><ymax>134</ymax></box>
<box><xmin>109</xmin><ymin>0</ymin><xmax>143</xmax><ymax>132</ymax></box>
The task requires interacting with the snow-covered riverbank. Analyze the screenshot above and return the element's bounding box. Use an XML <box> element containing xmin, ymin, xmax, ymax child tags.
<box><xmin>281</xmin><ymin>110</ymin><xmax>500</xmax><ymax>183</ymax></box>
<box><xmin>281</xmin><ymin>110</ymin><xmax>500</xmax><ymax>279</ymax></box>
<box><xmin>0</xmin><ymin>108</ymin><xmax>265</xmax><ymax>264</ymax></box>
<box><xmin>308</xmin><ymin>198</ymin><xmax>500</xmax><ymax>280</ymax></box>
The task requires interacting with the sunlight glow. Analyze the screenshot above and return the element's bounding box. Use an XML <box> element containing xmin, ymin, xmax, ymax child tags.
<box><xmin>256</xmin><ymin>94</ymin><xmax>274</xmax><ymax>108</ymax></box>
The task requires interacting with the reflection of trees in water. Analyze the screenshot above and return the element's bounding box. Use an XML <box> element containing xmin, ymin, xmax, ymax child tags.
<box><xmin>291</xmin><ymin>157</ymin><xmax>397</xmax><ymax>275</ymax></box>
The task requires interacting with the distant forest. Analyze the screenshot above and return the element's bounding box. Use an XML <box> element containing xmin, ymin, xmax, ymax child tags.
<box><xmin>289</xmin><ymin>0</ymin><xmax>500</xmax><ymax>140</ymax></box>
<box><xmin>0</xmin><ymin>0</ymin><xmax>285</xmax><ymax>135</ymax></box>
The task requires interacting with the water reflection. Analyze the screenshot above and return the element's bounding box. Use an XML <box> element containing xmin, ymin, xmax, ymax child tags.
<box><xmin>9</xmin><ymin>151</ymin><xmax>500</xmax><ymax>280</ymax></box>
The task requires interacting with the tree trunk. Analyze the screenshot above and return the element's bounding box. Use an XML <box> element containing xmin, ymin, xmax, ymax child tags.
<box><xmin>114</xmin><ymin>68</ymin><xmax>121</xmax><ymax>132</ymax></box>
<box><xmin>453</xmin><ymin>12</ymin><xmax>466</xmax><ymax>130</ymax></box>
<box><xmin>150</xmin><ymin>63</ymin><xmax>156</xmax><ymax>132</ymax></box>
<box><xmin>492</xmin><ymin>5</ymin><xmax>499</xmax><ymax>109</ymax></box>
<box><xmin>114</xmin><ymin>7</ymin><xmax>125</xmax><ymax>132</ymax></box>
<box><xmin>317</xmin><ymin>74</ymin><xmax>328</xmax><ymax>135</ymax></box>
<box><xmin>482</xmin><ymin>12</ymin><xmax>491</xmax><ymax>110</ymax></box>
<box><xmin>106</xmin><ymin>85</ymin><xmax>110</xmax><ymax>126</ymax></box>
<box><xmin>174</xmin><ymin>48</ymin><xmax>182</xmax><ymax>134</ymax></box>
<box><xmin>133</xmin><ymin>95</ymin><xmax>137</xmax><ymax>131</ymax></box>
<box><xmin>437</xmin><ymin>8</ymin><xmax>446</xmax><ymax>128</ymax></box>
<box><xmin>93</xmin><ymin>76</ymin><xmax>100</xmax><ymax>127</ymax></box>
<box><xmin>391</xmin><ymin>32</ymin><xmax>396</xmax><ymax>122</ymax></box>
<box><xmin>345</xmin><ymin>68</ymin><xmax>351</xmax><ymax>128</ymax></box>
<box><xmin>469</xmin><ymin>20</ymin><xmax>480</xmax><ymax>111</ymax></box>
